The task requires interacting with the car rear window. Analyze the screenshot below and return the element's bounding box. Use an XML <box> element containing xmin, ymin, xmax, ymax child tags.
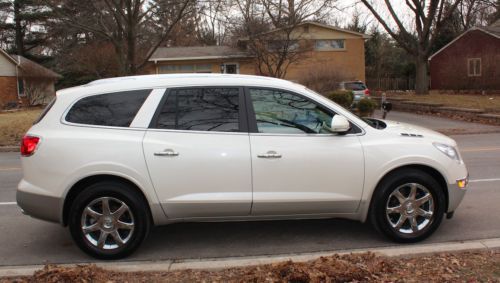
<box><xmin>344</xmin><ymin>82</ymin><xmax>366</xmax><ymax>91</ymax></box>
<box><xmin>65</xmin><ymin>89</ymin><xmax>151</xmax><ymax>127</ymax></box>
<box><xmin>152</xmin><ymin>88</ymin><xmax>240</xmax><ymax>132</ymax></box>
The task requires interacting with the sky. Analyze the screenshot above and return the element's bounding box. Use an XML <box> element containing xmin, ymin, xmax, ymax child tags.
<box><xmin>333</xmin><ymin>0</ymin><xmax>412</xmax><ymax>32</ymax></box>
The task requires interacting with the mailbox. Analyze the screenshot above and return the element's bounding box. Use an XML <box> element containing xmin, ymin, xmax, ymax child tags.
<box><xmin>382</xmin><ymin>101</ymin><xmax>392</xmax><ymax>112</ymax></box>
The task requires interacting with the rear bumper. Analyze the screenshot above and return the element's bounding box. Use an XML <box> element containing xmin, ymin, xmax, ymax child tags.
<box><xmin>17</xmin><ymin>181</ymin><xmax>61</xmax><ymax>224</ymax></box>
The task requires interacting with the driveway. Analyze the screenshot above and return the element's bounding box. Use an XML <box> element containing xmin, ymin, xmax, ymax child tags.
<box><xmin>0</xmin><ymin>112</ymin><xmax>499</xmax><ymax>265</ymax></box>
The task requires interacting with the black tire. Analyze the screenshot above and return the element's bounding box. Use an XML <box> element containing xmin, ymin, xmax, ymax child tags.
<box><xmin>370</xmin><ymin>168</ymin><xmax>446</xmax><ymax>243</ymax></box>
<box><xmin>68</xmin><ymin>181</ymin><xmax>150</xmax><ymax>259</ymax></box>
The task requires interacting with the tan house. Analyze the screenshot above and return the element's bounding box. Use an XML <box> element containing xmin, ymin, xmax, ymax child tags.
<box><xmin>144</xmin><ymin>22</ymin><xmax>369</xmax><ymax>83</ymax></box>
<box><xmin>0</xmin><ymin>49</ymin><xmax>61</xmax><ymax>108</ymax></box>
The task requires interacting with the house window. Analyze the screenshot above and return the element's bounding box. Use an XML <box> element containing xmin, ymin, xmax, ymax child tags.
<box><xmin>315</xmin><ymin>39</ymin><xmax>345</xmax><ymax>51</ymax></box>
<box><xmin>158</xmin><ymin>64</ymin><xmax>213</xmax><ymax>74</ymax></box>
<box><xmin>267</xmin><ymin>40</ymin><xmax>299</xmax><ymax>51</ymax></box>
<box><xmin>467</xmin><ymin>58</ymin><xmax>481</xmax><ymax>77</ymax></box>
<box><xmin>17</xmin><ymin>78</ymin><xmax>25</xmax><ymax>97</ymax></box>
<box><xmin>195</xmin><ymin>64</ymin><xmax>212</xmax><ymax>73</ymax></box>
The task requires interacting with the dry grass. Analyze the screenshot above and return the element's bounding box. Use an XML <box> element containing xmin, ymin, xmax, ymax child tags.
<box><xmin>0</xmin><ymin>109</ymin><xmax>43</xmax><ymax>146</ymax></box>
<box><xmin>386</xmin><ymin>92</ymin><xmax>500</xmax><ymax>113</ymax></box>
<box><xmin>2</xmin><ymin>250</ymin><xmax>500</xmax><ymax>282</ymax></box>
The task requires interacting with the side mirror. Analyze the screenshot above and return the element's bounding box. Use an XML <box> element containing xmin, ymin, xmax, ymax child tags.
<box><xmin>324</xmin><ymin>115</ymin><xmax>351</xmax><ymax>133</ymax></box>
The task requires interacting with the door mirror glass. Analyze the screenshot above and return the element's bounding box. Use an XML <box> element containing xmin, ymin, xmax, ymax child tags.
<box><xmin>324</xmin><ymin>115</ymin><xmax>351</xmax><ymax>133</ymax></box>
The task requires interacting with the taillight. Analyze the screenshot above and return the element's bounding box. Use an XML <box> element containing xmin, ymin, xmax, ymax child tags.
<box><xmin>364</xmin><ymin>89</ymin><xmax>371</xmax><ymax>96</ymax></box>
<box><xmin>21</xmin><ymin>135</ymin><xmax>40</xmax><ymax>157</ymax></box>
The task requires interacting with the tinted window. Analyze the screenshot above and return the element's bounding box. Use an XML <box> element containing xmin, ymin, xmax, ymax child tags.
<box><xmin>66</xmin><ymin>90</ymin><xmax>150</xmax><ymax>127</ymax></box>
<box><xmin>154</xmin><ymin>88</ymin><xmax>239</xmax><ymax>132</ymax></box>
<box><xmin>249</xmin><ymin>89</ymin><xmax>334</xmax><ymax>134</ymax></box>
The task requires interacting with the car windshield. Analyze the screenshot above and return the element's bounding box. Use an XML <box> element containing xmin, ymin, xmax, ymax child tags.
<box><xmin>345</xmin><ymin>82</ymin><xmax>366</xmax><ymax>91</ymax></box>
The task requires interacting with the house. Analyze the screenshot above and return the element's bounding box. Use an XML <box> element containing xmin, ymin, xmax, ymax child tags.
<box><xmin>144</xmin><ymin>22</ymin><xmax>369</xmax><ymax>84</ymax></box>
<box><xmin>0</xmin><ymin>49</ymin><xmax>61</xmax><ymax>108</ymax></box>
<box><xmin>429</xmin><ymin>20</ymin><xmax>500</xmax><ymax>90</ymax></box>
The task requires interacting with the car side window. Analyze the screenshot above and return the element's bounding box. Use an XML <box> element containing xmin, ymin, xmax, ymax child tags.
<box><xmin>249</xmin><ymin>88</ymin><xmax>334</xmax><ymax>134</ymax></box>
<box><xmin>153</xmin><ymin>88</ymin><xmax>240</xmax><ymax>132</ymax></box>
<box><xmin>65</xmin><ymin>89</ymin><xmax>151</xmax><ymax>127</ymax></box>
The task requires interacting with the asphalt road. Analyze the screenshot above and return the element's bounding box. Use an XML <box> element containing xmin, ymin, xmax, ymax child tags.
<box><xmin>1</xmin><ymin>112</ymin><xmax>499</xmax><ymax>266</ymax></box>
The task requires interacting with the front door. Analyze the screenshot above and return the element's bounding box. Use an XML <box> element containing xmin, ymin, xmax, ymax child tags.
<box><xmin>247</xmin><ymin>88</ymin><xmax>365</xmax><ymax>215</ymax></box>
<box><xmin>224</xmin><ymin>63</ymin><xmax>238</xmax><ymax>74</ymax></box>
<box><xmin>143</xmin><ymin>87</ymin><xmax>252</xmax><ymax>219</ymax></box>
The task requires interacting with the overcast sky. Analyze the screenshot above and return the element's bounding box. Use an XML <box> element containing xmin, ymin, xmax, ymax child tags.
<box><xmin>333</xmin><ymin>0</ymin><xmax>411</xmax><ymax>32</ymax></box>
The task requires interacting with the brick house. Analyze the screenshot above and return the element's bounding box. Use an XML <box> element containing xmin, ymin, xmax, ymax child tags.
<box><xmin>144</xmin><ymin>22</ymin><xmax>369</xmax><ymax>83</ymax></box>
<box><xmin>0</xmin><ymin>49</ymin><xmax>61</xmax><ymax>108</ymax></box>
<box><xmin>429</xmin><ymin>20</ymin><xmax>500</xmax><ymax>90</ymax></box>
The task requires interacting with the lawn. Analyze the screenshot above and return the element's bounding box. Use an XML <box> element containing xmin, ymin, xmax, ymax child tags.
<box><xmin>0</xmin><ymin>109</ymin><xmax>43</xmax><ymax>146</ymax></box>
<box><xmin>386</xmin><ymin>92</ymin><xmax>500</xmax><ymax>113</ymax></box>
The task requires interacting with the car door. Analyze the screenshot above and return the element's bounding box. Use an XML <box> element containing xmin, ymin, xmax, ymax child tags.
<box><xmin>143</xmin><ymin>87</ymin><xmax>252</xmax><ymax>219</ymax></box>
<box><xmin>246</xmin><ymin>87</ymin><xmax>365</xmax><ymax>215</ymax></box>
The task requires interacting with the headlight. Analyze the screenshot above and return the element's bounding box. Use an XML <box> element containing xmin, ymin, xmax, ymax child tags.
<box><xmin>433</xmin><ymin>143</ymin><xmax>461</xmax><ymax>162</ymax></box>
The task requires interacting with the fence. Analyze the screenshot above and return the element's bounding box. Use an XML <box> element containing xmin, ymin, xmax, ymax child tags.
<box><xmin>366</xmin><ymin>77</ymin><xmax>415</xmax><ymax>91</ymax></box>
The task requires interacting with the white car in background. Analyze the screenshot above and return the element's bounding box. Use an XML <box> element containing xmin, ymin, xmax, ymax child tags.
<box><xmin>17</xmin><ymin>74</ymin><xmax>468</xmax><ymax>259</ymax></box>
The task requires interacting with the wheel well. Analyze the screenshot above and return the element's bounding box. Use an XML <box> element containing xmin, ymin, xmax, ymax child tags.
<box><xmin>371</xmin><ymin>165</ymin><xmax>449</xmax><ymax>211</ymax></box>
<box><xmin>62</xmin><ymin>175</ymin><xmax>152</xmax><ymax>226</ymax></box>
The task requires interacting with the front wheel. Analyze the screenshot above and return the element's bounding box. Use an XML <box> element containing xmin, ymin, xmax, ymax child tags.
<box><xmin>370</xmin><ymin>169</ymin><xmax>446</xmax><ymax>242</ymax></box>
<box><xmin>68</xmin><ymin>181</ymin><xmax>150</xmax><ymax>259</ymax></box>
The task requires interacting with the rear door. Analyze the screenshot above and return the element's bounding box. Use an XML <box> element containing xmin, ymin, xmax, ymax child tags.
<box><xmin>143</xmin><ymin>87</ymin><xmax>252</xmax><ymax>219</ymax></box>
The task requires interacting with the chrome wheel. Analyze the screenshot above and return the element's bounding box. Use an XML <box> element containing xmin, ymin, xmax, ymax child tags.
<box><xmin>81</xmin><ymin>197</ymin><xmax>135</xmax><ymax>250</ymax></box>
<box><xmin>385</xmin><ymin>183</ymin><xmax>434</xmax><ymax>234</ymax></box>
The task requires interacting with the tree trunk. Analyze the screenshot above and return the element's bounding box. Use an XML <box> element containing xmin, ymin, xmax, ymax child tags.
<box><xmin>414</xmin><ymin>56</ymin><xmax>429</xmax><ymax>95</ymax></box>
<box><xmin>14</xmin><ymin>0</ymin><xmax>24</xmax><ymax>56</ymax></box>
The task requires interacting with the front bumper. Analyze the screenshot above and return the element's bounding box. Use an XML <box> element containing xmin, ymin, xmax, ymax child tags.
<box><xmin>446</xmin><ymin>176</ymin><xmax>468</xmax><ymax>213</ymax></box>
<box><xmin>17</xmin><ymin>181</ymin><xmax>61</xmax><ymax>224</ymax></box>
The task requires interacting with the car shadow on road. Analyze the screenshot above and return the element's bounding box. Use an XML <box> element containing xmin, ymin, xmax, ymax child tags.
<box><xmin>134</xmin><ymin>218</ymin><xmax>390</xmax><ymax>261</ymax></box>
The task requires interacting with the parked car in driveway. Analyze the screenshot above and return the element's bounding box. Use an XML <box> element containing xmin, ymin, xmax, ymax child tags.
<box><xmin>17</xmin><ymin>74</ymin><xmax>468</xmax><ymax>259</ymax></box>
<box><xmin>339</xmin><ymin>80</ymin><xmax>371</xmax><ymax>105</ymax></box>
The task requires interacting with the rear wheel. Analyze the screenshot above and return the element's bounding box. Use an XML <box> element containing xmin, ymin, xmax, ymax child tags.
<box><xmin>370</xmin><ymin>169</ymin><xmax>446</xmax><ymax>242</ymax></box>
<box><xmin>68</xmin><ymin>181</ymin><xmax>150</xmax><ymax>259</ymax></box>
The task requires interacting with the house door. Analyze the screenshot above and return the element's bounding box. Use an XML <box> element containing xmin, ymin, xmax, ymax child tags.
<box><xmin>224</xmin><ymin>63</ymin><xmax>239</xmax><ymax>74</ymax></box>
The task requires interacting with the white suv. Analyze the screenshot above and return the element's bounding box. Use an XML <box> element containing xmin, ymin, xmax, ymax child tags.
<box><xmin>17</xmin><ymin>74</ymin><xmax>468</xmax><ymax>259</ymax></box>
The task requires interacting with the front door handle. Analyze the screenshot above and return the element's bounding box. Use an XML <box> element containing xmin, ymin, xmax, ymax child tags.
<box><xmin>257</xmin><ymin>151</ymin><xmax>282</xmax><ymax>159</ymax></box>
<box><xmin>154</xmin><ymin>149</ymin><xmax>179</xmax><ymax>157</ymax></box>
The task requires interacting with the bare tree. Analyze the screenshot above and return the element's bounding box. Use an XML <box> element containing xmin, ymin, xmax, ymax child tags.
<box><xmin>196</xmin><ymin>0</ymin><xmax>227</xmax><ymax>45</ymax></box>
<box><xmin>233</xmin><ymin>0</ymin><xmax>335</xmax><ymax>78</ymax></box>
<box><xmin>361</xmin><ymin>0</ymin><xmax>463</xmax><ymax>94</ymax></box>
<box><xmin>458</xmin><ymin>0</ymin><xmax>499</xmax><ymax>27</ymax></box>
<box><xmin>51</xmin><ymin>0</ymin><xmax>195</xmax><ymax>75</ymax></box>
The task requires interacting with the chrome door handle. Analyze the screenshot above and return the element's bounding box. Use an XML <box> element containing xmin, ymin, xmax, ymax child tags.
<box><xmin>257</xmin><ymin>151</ymin><xmax>282</xmax><ymax>159</ymax></box>
<box><xmin>154</xmin><ymin>149</ymin><xmax>179</xmax><ymax>157</ymax></box>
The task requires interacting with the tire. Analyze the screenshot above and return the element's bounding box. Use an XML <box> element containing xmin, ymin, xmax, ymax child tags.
<box><xmin>68</xmin><ymin>181</ymin><xmax>150</xmax><ymax>259</ymax></box>
<box><xmin>370</xmin><ymin>169</ymin><xmax>446</xmax><ymax>243</ymax></box>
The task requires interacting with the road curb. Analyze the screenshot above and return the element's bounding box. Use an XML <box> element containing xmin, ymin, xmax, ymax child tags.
<box><xmin>1</xmin><ymin>238</ymin><xmax>499</xmax><ymax>278</ymax></box>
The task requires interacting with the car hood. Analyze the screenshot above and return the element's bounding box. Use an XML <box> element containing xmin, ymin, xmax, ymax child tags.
<box><xmin>382</xmin><ymin>120</ymin><xmax>456</xmax><ymax>145</ymax></box>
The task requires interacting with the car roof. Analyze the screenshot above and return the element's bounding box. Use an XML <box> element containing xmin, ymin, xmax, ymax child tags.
<box><xmin>57</xmin><ymin>74</ymin><xmax>305</xmax><ymax>97</ymax></box>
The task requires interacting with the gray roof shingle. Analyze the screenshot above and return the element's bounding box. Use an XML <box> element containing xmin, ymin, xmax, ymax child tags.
<box><xmin>483</xmin><ymin>19</ymin><xmax>500</xmax><ymax>37</ymax></box>
<box><xmin>149</xmin><ymin>46</ymin><xmax>251</xmax><ymax>61</ymax></box>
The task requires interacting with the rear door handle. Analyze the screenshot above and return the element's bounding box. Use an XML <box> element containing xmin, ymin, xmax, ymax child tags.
<box><xmin>257</xmin><ymin>151</ymin><xmax>282</xmax><ymax>159</ymax></box>
<box><xmin>154</xmin><ymin>149</ymin><xmax>179</xmax><ymax>157</ymax></box>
